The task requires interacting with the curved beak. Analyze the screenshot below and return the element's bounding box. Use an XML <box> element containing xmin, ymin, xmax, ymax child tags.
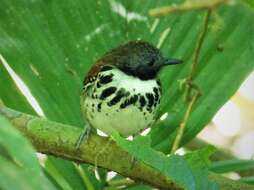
<box><xmin>163</xmin><ymin>58</ymin><xmax>183</xmax><ymax>66</ymax></box>
<box><xmin>154</xmin><ymin>57</ymin><xmax>183</xmax><ymax>71</ymax></box>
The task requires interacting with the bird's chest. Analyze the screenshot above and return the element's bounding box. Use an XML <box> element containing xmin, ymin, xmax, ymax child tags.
<box><xmin>82</xmin><ymin>69</ymin><xmax>161</xmax><ymax>137</ymax></box>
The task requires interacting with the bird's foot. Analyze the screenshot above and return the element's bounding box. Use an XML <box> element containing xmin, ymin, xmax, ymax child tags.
<box><xmin>130</xmin><ymin>156</ymin><xmax>137</xmax><ymax>170</ymax></box>
<box><xmin>75</xmin><ymin>125</ymin><xmax>93</xmax><ymax>151</ymax></box>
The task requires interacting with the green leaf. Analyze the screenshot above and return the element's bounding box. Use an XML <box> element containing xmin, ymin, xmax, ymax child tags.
<box><xmin>113</xmin><ymin>133</ymin><xmax>218</xmax><ymax>190</ymax></box>
<box><xmin>44</xmin><ymin>159</ymin><xmax>74</xmax><ymax>190</ymax></box>
<box><xmin>240</xmin><ymin>176</ymin><xmax>254</xmax><ymax>185</ymax></box>
<box><xmin>210</xmin><ymin>159</ymin><xmax>254</xmax><ymax>173</ymax></box>
<box><xmin>44</xmin><ymin>157</ymin><xmax>89</xmax><ymax>190</ymax></box>
<box><xmin>0</xmin><ymin>116</ymin><xmax>39</xmax><ymax>172</ymax></box>
<box><xmin>79</xmin><ymin>164</ymin><xmax>103</xmax><ymax>190</ymax></box>
<box><xmin>242</xmin><ymin>0</ymin><xmax>254</xmax><ymax>8</ymax></box>
<box><xmin>0</xmin><ymin>115</ymin><xmax>56</xmax><ymax>190</ymax></box>
<box><xmin>43</xmin><ymin>168</ymin><xmax>66</xmax><ymax>190</ymax></box>
<box><xmin>44</xmin><ymin>158</ymin><xmax>102</xmax><ymax>190</ymax></box>
<box><xmin>0</xmin><ymin>156</ymin><xmax>35</xmax><ymax>190</ymax></box>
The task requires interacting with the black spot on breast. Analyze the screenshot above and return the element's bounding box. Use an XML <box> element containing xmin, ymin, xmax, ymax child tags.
<box><xmin>120</xmin><ymin>95</ymin><xmax>138</xmax><ymax>109</ymax></box>
<box><xmin>101</xmin><ymin>65</ymin><xmax>113</xmax><ymax>72</ymax></box>
<box><xmin>153</xmin><ymin>87</ymin><xmax>161</xmax><ymax>108</ymax></box>
<box><xmin>153</xmin><ymin>87</ymin><xmax>160</xmax><ymax>102</ymax></box>
<box><xmin>107</xmin><ymin>88</ymin><xmax>129</xmax><ymax>106</ymax></box>
<box><xmin>156</xmin><ymin>80</ymin><xmax>162</xmax><ymax>94</ymax></box>
<box><xmin>97</xmin><ymin>103</ymin><xmax>102</xmax><ymax>112</ymax></box>
<box><xmin>99</xmin><ymin>74</ymin><xmax>113</xmax><ymax>84</ymax></box>
<box><xmin>96</xmin><ymin>82</ymin><xmax>101</xmax><ymax>88</ymax></box>
<box><xmin>139</xmin><ymin>95</ymin><xmax>146</xmax><ymax>110</ymax></box>
<box><xmin>156</xmin><ymin>80</ymin><xmax>161</xmax><ymax>87</ymax></box>
<box><xmin>146</xmin><ymin>93</ymin><xmax>154</xmax><ymax>109</ymax></box>
<box><xmin>100</xmin><ymin>87</ymin><xmax>117</xmax><ymax>100</ymax></box>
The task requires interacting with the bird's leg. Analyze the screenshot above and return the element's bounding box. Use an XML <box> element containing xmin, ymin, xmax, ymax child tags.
<box><xmin>130</xmin><ymin>155</ymin><xmax>137</xmax><ymax>170</ymax></box>
<box><xmin>75</xmin><ymin>124</ymin><xmax>94</xmax><ymax>150</ymax></box>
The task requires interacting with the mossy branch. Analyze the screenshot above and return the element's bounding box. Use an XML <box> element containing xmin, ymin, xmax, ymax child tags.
<box><xmin>0</xmin><ymin>106</ymin><xmax>254</xmax><ymax>190</ymax></box>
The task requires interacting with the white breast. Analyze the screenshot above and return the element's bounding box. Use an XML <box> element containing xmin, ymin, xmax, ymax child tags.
<box><xmin>82</xmin><ymin>68</ymin><xmax>161</xmax><ymax>137</ymax></box>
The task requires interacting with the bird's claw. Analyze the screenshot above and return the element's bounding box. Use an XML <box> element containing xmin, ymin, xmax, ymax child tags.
<box><xmin>75</xmin><ymin>125</ymin><xmax>92</xmax><ymax>151</ymax></box>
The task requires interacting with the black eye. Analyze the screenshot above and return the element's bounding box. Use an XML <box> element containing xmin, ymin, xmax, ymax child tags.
<box><xmin>148</xmin><ymin>58</ymin><xmax>155</xmax><ymax>66</ymax></box>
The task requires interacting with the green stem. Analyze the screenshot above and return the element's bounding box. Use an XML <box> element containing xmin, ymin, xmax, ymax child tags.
<box><xmin>189</xmin><ymin>10</ymin><xmax>211</xmax><ymax>81</ymax></box>
<box><xmin>171</xmin><ymin>10</ymin><xmax>211</xmax><ymax>153</ymax></box>
<box><xmin>185</xmin><ymin>9</ymin><xmax>211</xmax><ymax>101</ymax></box>
<box><xmin>149</xmin><ymin>0</ymin><xmax>228</xmax><ymax>16</ymax></box>
<box><xmin>171</xmin><ymin>91</ymin><xmax>199</xmax><ymax>153</ymax></box>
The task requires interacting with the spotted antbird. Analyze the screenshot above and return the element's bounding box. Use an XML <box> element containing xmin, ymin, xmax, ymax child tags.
<box><xmin>76</xmin><ymin>41</ymin><xmax>182</xmax><ymax>148</ymax></box>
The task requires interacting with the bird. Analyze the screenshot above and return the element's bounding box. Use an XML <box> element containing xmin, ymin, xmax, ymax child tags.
<box><xmin>76</xmin><ymin>41</ymin><xmax>182</xmax><ymax>148</ymax></box>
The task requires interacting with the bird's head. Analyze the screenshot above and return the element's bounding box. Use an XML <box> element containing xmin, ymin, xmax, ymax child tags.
<box><xmin>102</xmin><ymin>41</ymin><xmax>182</xmax><ymax>80</ymax></box>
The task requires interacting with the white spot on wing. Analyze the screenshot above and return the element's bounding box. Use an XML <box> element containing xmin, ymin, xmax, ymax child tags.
<box><xmin>109</xmin><ymin>0</ymin><xmax>147</xmax><ymax>22</ymax></box>
<box><xmin>0</xmin><ymin>54</ymin><xmax>45</xmax><ymax>116</ymax></box>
